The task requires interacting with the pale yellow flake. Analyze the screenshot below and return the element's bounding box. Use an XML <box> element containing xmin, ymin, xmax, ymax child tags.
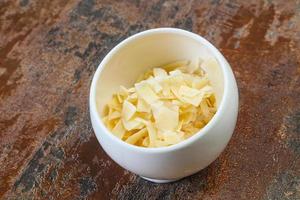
<box><xmin>108</xmin><ymin>110</ymin><xmax>121</xmax><ymax>120</ymax></box>
<box><xmin>178</xmin><ymin>85</ymin><xmax>201</xmax><ymax>97</ymax></box>
<box><xmin>147</xmin><ymin>78</ymin><xmax>163</xmax><ymax>93</ymax></box>
<box><xmin>125</xmin><ymin>128</ymin><xmax>147</xmax><ymax>145</ymax></box>
<box><xmin>136</xmin><ymin>98</ymin><xmax>151</xmax><ymax>113</ymax></box>
<box><xmin>146</xmin><ymin>123</ymin><xmax>157</xmax><ymax>147</ymax></box>
<box><xmin>135</xmin><ymin>82</ymin><xmax>159</xmax><ymax>104</ymax></box>
<box><xmin>142</xmin><ymin>136</ymin><xmax>150</xmax><ymax>147</ymax></box>
<box><xmin>162</xmin><ymin>60</ymin><xmax>189</xmax><ymax>72</ymax></box>
<box><xmin>112</xmin><ymin>120</ymin><xmax>126</xmax><ymax>139</ymax></box>
<box><xmin>122</xmin><ymin>118</ymin><xmax>144</xmax><ymax>131</ymax></box>
<box><xmin>163</xmin><ymin>131</ymin><xmax>184</xmax><ymax>145</ymax></box>
<box><xmin>151</xmin><ymin>102</ymin><xmax>179</xmax><ymax>131</ymax></box>
<box><xmin>153</xmin><ymin>68</ymin><xmax>168</xmax><ymax>77</ymax></box>
<box><xmin>122</xmin><ymin>100</ymin><xmax>136</xmax><ymax>120</ymax></box>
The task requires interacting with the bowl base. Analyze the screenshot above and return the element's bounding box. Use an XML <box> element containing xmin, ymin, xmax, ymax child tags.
<box><xmin>140</xmin><ymin>176</ymin><xmax>180</xmax><ymax>183</ymax></box>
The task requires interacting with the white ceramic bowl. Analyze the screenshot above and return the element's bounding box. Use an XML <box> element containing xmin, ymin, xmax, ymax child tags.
<box><xmin>90</xmin><ymin>28</ymin><xmax>238</xmax><ymax>183</ymax></box>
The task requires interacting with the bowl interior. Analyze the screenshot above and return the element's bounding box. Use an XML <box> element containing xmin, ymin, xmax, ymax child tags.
<box><xmin>95</xmin><ymin>31</ymin><xmax>224</xmax><ymax>116</ymax></box>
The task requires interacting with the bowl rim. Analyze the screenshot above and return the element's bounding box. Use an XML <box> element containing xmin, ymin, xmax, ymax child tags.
<box><xmin>90</xmin><ymin>27</ymin><xmax>232</xmax><ymax>153</ymax></box>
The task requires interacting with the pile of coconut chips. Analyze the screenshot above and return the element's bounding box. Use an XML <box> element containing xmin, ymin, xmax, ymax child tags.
<box><xmin>102</xmin><ymin>59</ymin><xmax>217</xmax><ymax>148</ymax></box>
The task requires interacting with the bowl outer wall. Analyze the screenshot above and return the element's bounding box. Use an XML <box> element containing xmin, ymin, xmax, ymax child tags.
<box><xmin>89</xmin><ymin>28</ymin><xmax>239</xmax><ymax>180</ymax></box>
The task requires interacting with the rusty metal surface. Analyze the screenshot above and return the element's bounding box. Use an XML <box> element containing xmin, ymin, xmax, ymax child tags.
<box><xmin>0</xmin><ymin>0</ymin><xmax>299</xmax><ymax>199</ymax></box>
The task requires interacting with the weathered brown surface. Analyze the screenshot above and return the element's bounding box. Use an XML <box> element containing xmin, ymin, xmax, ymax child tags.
<box><xmin>0</xmin><ymin>0</ymin><xmax>299</xmax><ymax>199</ymax></box>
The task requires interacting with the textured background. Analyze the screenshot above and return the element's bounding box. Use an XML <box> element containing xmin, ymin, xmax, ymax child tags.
<box><xmin>0</xmin><ymin>0</ymin><xmax>300</xmax><ymax>199</ymax></box>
